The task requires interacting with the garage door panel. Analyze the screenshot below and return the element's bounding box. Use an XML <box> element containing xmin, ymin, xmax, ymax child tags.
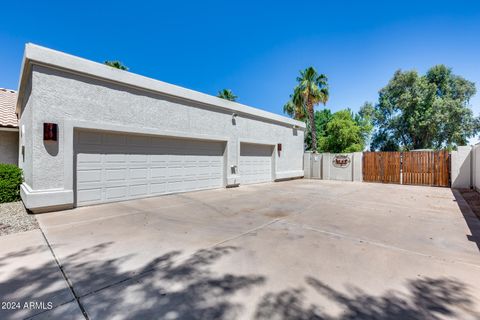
<box><xmin>129</xmin><ymin>184</ymin><xmax>148</xmax><ymax>196</ymax></box>
<box><xmin>77</xmin><ymin>169</ymin><xmax>102</xmax><ymax>183</ymax></box>
<box><xmin>105</xmin><ymin>186</ymin><xmax>128</xmax><ymax>200</ymax></box>
<box><xmin>150</xmin><ymin>182</ymin><xmax>167</xmax><ymax>194</ymax></box>
<box><xmin>77</xmin><ymin>153</ymin><xmax>102</xmax><ymax>164</ymax></box>
<box><xmin>150</xmin><ymin>167</ymin><xmax>167</xmax><ymax>179</ymax></box>
<box><xmin>129</xmin><ymin>168</ymin><xmax>148</xmax><ymax>180</ymax></box>
<box><xmin>105</xmin><ymin>168</ymin><xmax>127</xmax><ymax>181</ymax></box>
<box><xmin>104</xmin><ymin>154</ymin><xmax>127</xmax><ymax>163</ymax></box>
<box><xmin>75</xmin><ymin>130</ymin><xmax>225</xmax><ymax>206</ymax></box>
<box><xmin>77</xmin><ymin>188</ymin><xmax>102</xmax><ymax>204</ymax></box>
<box><xmin>150</xmin><ymin>155</ymin><xmax>167</xmax><ymax>163</ymax></box>
<box><xmin>240</xmin><ymin>143</ymin><xmax>273</xmax><ymax>185</ymax></box>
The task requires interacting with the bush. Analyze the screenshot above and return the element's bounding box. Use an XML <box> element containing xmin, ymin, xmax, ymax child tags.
<box><xmin>0</xmin><ymin>164</ymin><xmax>23</xmax><ymax>203</ymax></box>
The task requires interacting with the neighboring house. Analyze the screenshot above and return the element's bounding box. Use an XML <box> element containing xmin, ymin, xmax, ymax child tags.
<box><xmin>16</xmin><ymin>44</ymin><xmax>306</xmax><ymax>213</ymax></box>
<box><xmin>0</xmin><ymin>88</ymin><xmax>19</xmax><ymax>165</ymax></box>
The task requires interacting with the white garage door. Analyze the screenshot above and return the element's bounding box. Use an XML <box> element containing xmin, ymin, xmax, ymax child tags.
<box><xmin>239</xmin><ymin>143</ymin><xmax>273</xmax><ymax>185</ymax></box>
<box><xmin>75</xmin><ymin>130</ymin><xmax>225</xmax><ymax>206</ymax></box>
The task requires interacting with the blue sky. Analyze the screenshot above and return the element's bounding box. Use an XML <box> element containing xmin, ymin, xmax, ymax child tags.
<box><xmin>1</xmin><ymin>1</ymin><xmax>479</xmax><ymax>139</ymax></box>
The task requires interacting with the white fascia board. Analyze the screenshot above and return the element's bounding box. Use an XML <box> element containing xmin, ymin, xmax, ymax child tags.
<box><xmin>18</xmin><ymin>43</ymin><xmax>306</xmax><ymax>129</ymax></box>
<box><xmin>0</xmin><ymin>127</ymin><xmax>19</xmax><ymax>132</ymax></box>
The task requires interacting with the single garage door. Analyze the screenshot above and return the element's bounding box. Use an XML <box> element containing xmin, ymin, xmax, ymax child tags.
<box><xmin>75</xmin><ymin>130</ymin><xmax>225</xmax><ymax>206</ymax></box>
<box><xmin>239</xmin><ymin>143</ymin><xmax>273</xmax><ymax>185</ymax></box>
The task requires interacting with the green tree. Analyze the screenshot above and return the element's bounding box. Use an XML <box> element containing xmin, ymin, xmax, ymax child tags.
<box><xmin>104</xmin><ymin>60</ymin><xmax>129</xmax><ymax>70</ymax></box>
<box><xmin>284</xmin><ymin>67</ymin><xmax>329</xmax><ymax>151</ymax></box>
<box><xmin>371</xmin><ymin>65</ymin><xmax>478</xmax><ymax>150</ymax></box>
<box><xmin>217</xmin><ymin>89</ymin><xmax>238</xmax><ymax>101</ymax></box>
<box><xmin>356</xmin><ymin>102</ymin><xmax>375</xmax><ymax>148</ymax></box>
<box><xmin>319</xmin><ymin>109</ymin><xmax>366</xmax><ymax>153</ymax></box>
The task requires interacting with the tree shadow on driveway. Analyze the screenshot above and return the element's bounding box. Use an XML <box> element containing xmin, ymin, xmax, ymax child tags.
<box><xmin>254</xmin><ymin>276</ymin><xmax>479</xmax><ymax>320</ymax></box>
<box><xmin>0</xmin><ymin>243</ymin><xmax>265</xmax><ymax>319</ymax></box>
<box><xmin>80</xmin><ymin>245</ymin><xmax>266</xmax><ymax>319</ymax></box>
<box><xmin>1</xmin><ymin>238</ymin><xmax>478</xmax><ymax>319</ymax></box>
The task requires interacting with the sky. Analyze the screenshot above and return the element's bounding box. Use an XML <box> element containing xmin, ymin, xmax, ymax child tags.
<box><xmin>1</xmin><ymin>0</ymin><xmax>480</xmax><ymax>140</ymax></box>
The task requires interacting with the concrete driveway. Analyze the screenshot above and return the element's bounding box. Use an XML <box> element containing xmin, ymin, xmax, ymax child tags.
<box><xmin>1</xmin><ymin>180</ymin><xmax>480</xmax><ymax>319</ymax></box>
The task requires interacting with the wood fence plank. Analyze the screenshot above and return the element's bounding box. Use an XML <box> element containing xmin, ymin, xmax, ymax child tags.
<box><xmin>363</xmin><ymin>150</ymin><xmax>450</xmax><ymax>187</ymax></box>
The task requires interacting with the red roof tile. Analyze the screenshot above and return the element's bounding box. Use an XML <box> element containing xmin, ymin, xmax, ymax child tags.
<box><xmin>0</xmin><ymin>88</ymin><xmax>18</xmax><ymax>128</ymax></box>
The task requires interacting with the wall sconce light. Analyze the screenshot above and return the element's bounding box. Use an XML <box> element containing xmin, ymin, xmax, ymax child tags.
<box><xmin>277</xmin><ymin>143</ymin><xmax>282</xmax><ymax>157</ymax></box>
<box><xmin>232</xmin><ymin>113</ymin><xmax>238</xmax><ymax>125</ymax></box>
<box><xmin>43</xmin><ymin>123</ymin><xmax>58</xmax><ymax>141</ymax></box>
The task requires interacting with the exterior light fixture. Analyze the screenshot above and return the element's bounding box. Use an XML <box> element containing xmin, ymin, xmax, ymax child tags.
<box><xmin>43</xmin><ymin>123</ymin><xmax>58</xmax><ymax>141</ymax></box>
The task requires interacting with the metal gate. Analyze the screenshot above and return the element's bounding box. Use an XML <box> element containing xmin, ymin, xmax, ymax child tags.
<box><xmin>363</xmin><ymin>151</ymin><xmax>450</xmax><ymax>187</ymax></box>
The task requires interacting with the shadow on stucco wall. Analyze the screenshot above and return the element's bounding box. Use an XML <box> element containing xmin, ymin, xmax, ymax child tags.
<box><xmin>43</xmin><ymin>140</ymin><xmax>58</xmax><ymax>157</ymax></box>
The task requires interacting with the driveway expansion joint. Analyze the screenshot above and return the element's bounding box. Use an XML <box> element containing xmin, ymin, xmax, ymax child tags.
<box><xmin>40</xmin><ymin>228</ymin><xmax>90</xmax><ymax>320</ymax></box>
<box><xmin>284</xmin><ymin>221</ymin><xmax>480</xmax><ymax>269</ymax></box>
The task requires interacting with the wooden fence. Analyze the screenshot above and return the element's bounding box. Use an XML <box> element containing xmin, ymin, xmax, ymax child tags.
<box><xmin>363</xmin><ymin>151</ymin><xmax>450</xmax><ymax>187</ymax></box>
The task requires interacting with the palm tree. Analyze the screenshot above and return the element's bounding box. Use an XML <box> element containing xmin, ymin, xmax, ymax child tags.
<box><xmin>283</xmin><ymin>87</ymin><xmax>306</xmax><ymax>121</ymax></box>
<box><xmin>217</xmin><ymin>89</ymin><xmax>238</xmax><ymax>102</ymax></box>
<box><xmin>104</xmin><ymin>60</ymin><xmax>129</xmax><ymax>71</ymax></box>
<box><xmin>285</xmin><ymin>67</ymin><xmax>328</xmax><ymax>151</ymax></box>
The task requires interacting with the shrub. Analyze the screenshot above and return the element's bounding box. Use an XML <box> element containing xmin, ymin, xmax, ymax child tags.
<box><xmin>0</xmin><ymin>164</ymin><xmax>23</xmax><ymax>203</ymax></box>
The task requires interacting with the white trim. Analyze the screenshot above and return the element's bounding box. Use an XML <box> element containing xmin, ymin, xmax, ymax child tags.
<box><xmin>0</xmin><ymin>127</ymin><xmax>19</xmax><ymax>132</ymax></box>
<box><xmin>17</xmin><ymin>43</ymin><xmax>306</xmax><ymax>129</ymax></box>
<box><xmin>275</xmin><ymin>170</ymin><xmax>304</xmax><ymax>180</ymax></box>
<box><xmin>20</xmin><ymin>182</ymin><xmax>74</xmax><ymax>211</ymax></box>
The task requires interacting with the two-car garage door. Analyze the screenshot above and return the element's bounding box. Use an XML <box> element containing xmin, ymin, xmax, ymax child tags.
<box><xmin>75</xmin><ymin>130</ymin><xmax>225</xmax><ymax>206</ymax></box>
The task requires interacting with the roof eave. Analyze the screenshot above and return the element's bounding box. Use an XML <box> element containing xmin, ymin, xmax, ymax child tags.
<box><xmin>17</xmin><ymin>43</ymin><xmax>306</xmax><ymax>129</ymax></box>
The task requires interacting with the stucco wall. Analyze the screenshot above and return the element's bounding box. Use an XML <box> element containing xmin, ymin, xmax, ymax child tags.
<box><xmin>18</xmin><ymin>71</ymin><xmax>33</xmax><ymax>185</ymax></box>
<box><xmin>0</xmin><ymin>131</ymin><xmax>19</xmax><ymax>165</ymax></box>
<box><xmin>451</xmin><ymin>146</ymin><xmax>472</xmax><ymax>189</ymax></box>
<box><xmin>304</xmin><ymin>152</ymin><xmax>362</xmax><ymax>182</ymax></box>
<box><xmin>472</xmin><ymin>144</ymin><xmax>480</xmax><ymax>192</ymax></box>
<box><xmin>303</xmin><ymin>152</ymin><xmax>322</xmax><ymax>179</ymax></box>
<box><xmin>20</xmin><ymin>65</ymin><xmax>304</xmax><ymax>210</ymax></box>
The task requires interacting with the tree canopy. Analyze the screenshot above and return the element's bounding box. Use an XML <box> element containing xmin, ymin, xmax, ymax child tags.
<box><xmin>303</xmin><ymin>107</ymin><xmax>372</xmax><ymax>153</ymax></box>
<box><xmin>318</xmin><ymin>108</ymin><xmax>372</xmax><ymax>153</ymax></box>
<box><xmin>371</xmin><ymin>65</ymin><xmax>478</xmax><ymax>151</ymax></box>
<box><xmin>104</xmin><ymin>60</ymin><xmax>129</xmax><ymax>70</ymax></box>
<box><xmin>217</xmin><ymin>89</ymin><xmax>238</xmax><ymax>101</ymax></box>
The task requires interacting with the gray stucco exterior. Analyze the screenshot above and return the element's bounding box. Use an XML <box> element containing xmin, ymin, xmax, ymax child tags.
<box><xmin>17</xmin><ymin>44</ymin><xmax>305</xmax><ymax>212</ymax></box>
<box><xmin>0</xmin><ymin>130</ymin><xmax>18</xmax><ymax>165</ymax></box>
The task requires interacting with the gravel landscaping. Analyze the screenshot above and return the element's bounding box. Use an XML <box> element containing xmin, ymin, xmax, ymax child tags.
<box><xmin>0</xmin><ymin>201</ymin><xmax>38</xmax><ymax>236</ymax></box>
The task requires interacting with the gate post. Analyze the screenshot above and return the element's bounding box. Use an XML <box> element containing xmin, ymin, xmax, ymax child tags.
<box><xmin>400</xmin><ymin>152</ymin><xmax>403</xmax><ymax>185</ymax></box>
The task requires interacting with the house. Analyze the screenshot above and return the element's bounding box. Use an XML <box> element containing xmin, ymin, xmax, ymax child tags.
<box><xmin>0</xmin><ymin>88</ymin><xmax>19</xmax><ymax>165</ymax></box>
<box><xmin>16</xmin><ymin>44</ymin><xmax>305</xmax><ymax>213</ymax></box>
